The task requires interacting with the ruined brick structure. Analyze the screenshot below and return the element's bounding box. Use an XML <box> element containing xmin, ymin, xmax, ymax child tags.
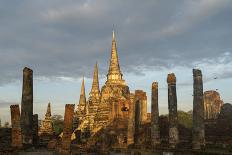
<box><xmin>135</xmin><ymin>90</ymin><xmax>148</xmax><ymax>124</ymax></box>
<box><xmin>60</xmin><ymin>104</ymin><xmax>75</xmax><ymax>154</ymax></box>
<box><xmin>204</xmin><ymin>90</ymin><xmax>223</xmax><ymax>120</ymax></box>
<box><xmin>127</xmin><ymin>93</ymin><xmax>135</xmax><ymax>145</ymax></box>
<box><xmin>39</xmin><ymin>103</ymin><xmax>54</xmax><ymax>136</ymax></box>
<box><xmin>76</xmin><ymin>78</ymin><xmax>87</xmax><ymax>121</ymax></box>
<box><xmin>167</xmin><ymin>73</ymin><xmax>179</xmax><ymax>148</ymax></box>
<box><xmin>151</xmin><ymin>82</ymin><xmax>160</xmax><ymax>147</ymax></box>
<box><xmin>192</xmin><ymin>69</ymin><xmax>205</xmax><ymax>149</ymax></box>
<box><xmin>32</xmin><ymin>114</ymin><xmax>38</xmax><ymax>145</ymax></box>
<box><xmin>73</xmin><ymin>31</ymin><xmax>139</xmax><ymax>148</ymax></box>
<box><xmin>88</xmin><ymin>63</ymin><xmax>101</xmax><ymax>130</ymax></box>
<box><xmin>10</xmin><ymin>104</ymin><xmax>23</xmax><ymax>148</ymax></box>
<box><xmin>74</xmin><ymin>63</ymin><xmax>101</xmax><ymax>133</ymax></box>
<box><xmin>20</xmin><ymin>67</ymin><xmax>33</xmax><ymax>145</ymax></box>
<box><xmin>93</xmin><ymin>31</ymin><xmax>130</xmax><ymax>132</ymax></box>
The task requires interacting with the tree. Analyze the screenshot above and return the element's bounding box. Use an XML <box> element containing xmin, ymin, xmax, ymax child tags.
<box><xmin>51</xmin><ymin>114</ymin><xmax>64</xmax><ymax>135</ymax></box>
<box><xmin>178</xmin><ymin>110</ymin><xmax>192</xmax><ymax>129</ymax></box>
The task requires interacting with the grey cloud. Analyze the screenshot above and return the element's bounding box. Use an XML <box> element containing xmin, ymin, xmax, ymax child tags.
<box><xmin>0</xmin><ymin>0</ymin><xmax>232</xmax><ymax>85</ymax></box>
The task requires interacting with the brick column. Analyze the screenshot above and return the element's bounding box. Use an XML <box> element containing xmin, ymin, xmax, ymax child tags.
<box><xmin>61</xmin><ymin>104</ymin><xmax>75</xmax><ymax>154</ymax></box>
<box><xmin>20</xmin><ymin>67</ymin><xmax>33</xmax><ymax>145</ymax></box>
<box><xmin>127</xmin><ymin>93</ymin><xmax>135</xmax><ymax>145</ymax></box>
<box><xmin>33</xmin><ymin>114</ymin><xmax>38</xmax><ymax>145</ymax></box>
<box><xmin>151</xmin><ymin>82</ymin><xmax>160</xmax><ymax>147</ymax></box>
<box><xmin>10</xmin><ymin>104</ymin><xmax>23</xmax><ymax>148</ymax></box>
<box><xmin>167</xmin><ymin>73</ymin><xmax>179</xmax><ymax>148</ymax></box>
<box><xmin>192</xmin><ymin>69</ymin><xmax>205</xmax><ymax>149</ymax></box>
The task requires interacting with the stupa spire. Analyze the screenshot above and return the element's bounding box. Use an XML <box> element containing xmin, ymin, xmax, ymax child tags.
<box><xmin>107</xmin><ymin>30</ymin><xmax>123</xmax><ymax>83</ymax></box>
<box><xmin>89</xmin><ymin>62</ymin><xmax>100</xmax><ymax>98</ymax></box>
<box><xmin>79</xmin><ymin>77</ymin><xmax>86</xmax><ymax>106</ymax></box>
<box><xmin>45</xmin><ymin>102</ymin><xmax>51</xmax><ymax>118</ymax></box>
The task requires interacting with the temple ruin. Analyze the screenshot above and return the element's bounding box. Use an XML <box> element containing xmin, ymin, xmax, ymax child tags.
<box><xmin>39</xmin><ymin>103</ymin><xmax>54</xmax><ymax>136</ymax></box>
<box><xmin>192</xmin><ymin>69</ymin><xmax>205</xmax><ymax>149</ymax></box>
<box><xmin>1</xmin><ymin>31</ymin><xmax>232</xmax><ymax>155</ymax></box>
<box><xmin>151</xmin><ymin>82</ymin><xmax>160</xmax><ymax>147</ymax></box>
<box><xmin>204</xmin><ymin>90</ymin><xmax>224</xmax><ymax>120</ymax></box>
<box><xmin>20</xmin><ymin>67</ymin><xmax>33</xmax><ymax>145</ymax></box>
<box><xmin>10</xmin><ymin>104</ymin><xmax>23</xmax><ymax>148</ymax></box>
<box><xmin>60</xmin><ymin>104</ymin><xmax>75</xmax><ymax>154</ymax></box>
<box><xmin>167</xmin><ymin>73</ymin><xmax>179</xmax><ymax>148</ymax></box>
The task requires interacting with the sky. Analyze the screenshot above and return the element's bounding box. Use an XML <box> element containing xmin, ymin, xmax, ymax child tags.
<box><xmin>0</xmin><ymin>0</ymin><xmax>232</xmax><ymax>124</ymax></box>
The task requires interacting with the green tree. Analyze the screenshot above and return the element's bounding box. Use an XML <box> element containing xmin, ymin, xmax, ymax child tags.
<box><xmin>51</xmin><ymin>114</ymin><xmax>64</xmax><ymax>135</ymax></box>
<box><xmin>178</xmin><ymin>110</ymin><xmax>192</xmax><ymax>129</ymax></box>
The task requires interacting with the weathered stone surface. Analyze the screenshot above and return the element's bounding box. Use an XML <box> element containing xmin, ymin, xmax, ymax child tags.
<box><xmin>204</xmin><ymin>90</ymin><xmax>223</xmax><ymax>120</ymax></box>
<box><xmin>20</xmin><ymin>67</ymin><xmax>33</xmax><ymax>145</ymax></box>
<box><xmin>88</xmin><ymin>62</ymin><xmax>101</xmax><ymax>131</ymax></box>
<box><xmin>74</xmin><ymin>78</ymin><xmax>87</xmax><ymax>129</ymax></box>
<box><xmin>205</xmin><ymin>103</ymin><xmax>232</xmax><ymax>145</ymax></box>
<box><xmin>10</xmin><ymin>104</ymin><xmax>23</xmax><ymax>148</ymax></box>
<box><xmin>106</xmin><ymin>30</ymin><xmax>125</xmax><ymax>85</ymax></box>
<box><xmin>47</xmin><ymin>139</ymin><xmax>57</xmax><ymax>150</ymax></box>
<box><xmin>218</xmin><ymin>103</ymin><xmax>232</xmax><ymax>120</ymax></box>
<box><xmin>167</xmin><ymin>73</ymin><xmax>179</xmax><ymax>148</ymax></box>
<box><xmin>61</xmin><ymin>104</ymin><xmax>75</xmax><ymax>154</ymax></box>
<box><xmin>192</xmin><ymin>69</ymin><xmax>205</xmax><ymax>149</ymax></box>
<box><xmin>151</xmin><ymin>82</ymin><xmax>160</xmax><ymax>147</ymax></box>
<box><xmin>39</xmin><ymin>103</ymin><xmax>54</xmax><ymax>136</ymax></box>
<box><xmin>0</xmin><ymin>128</ymin><xmax>11</xmax><ymax>150</ymax></box>
<box><xmin>127</xmin><ymin>93</ymin><xmax>135</xmax><ymax>145</ymax></box>
<box><xmin>32</xmin><ymin>114</ymin><xmax>38</xmax><ymax>146</ymax></box>
<box><xmin>74</xmin><ymin>63</ymin><xmax>101</xmax><ymax>134</ymax></box>
<box><xmin>93</xmin><ymin>32</ymin><xmax>130</xmax><ymax>132</ymax></box>
<box><xmin>85</xmin><ymin>31</ymin><xmax>131</xmax><ymax>148</ymax></box>
<box><xmin>135</xmin><ymin>90</ymin><xmax>147</xmax><ymax>124</ymax></box>
<box><xmin>134</xmin><ymin>97</ymin><xmax>140</xmax><ymax>145</ymax></box>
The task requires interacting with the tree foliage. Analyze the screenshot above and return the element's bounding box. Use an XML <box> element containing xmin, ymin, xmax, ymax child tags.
<box><xmin>51</xmin><ymin>114</ymin><xmax>64</xmax><ymax>135</ymax></box>
<box><xmin>178</xmin><ymin>110</ymin><xmax>192</xmax><ymax>129</ymax></box>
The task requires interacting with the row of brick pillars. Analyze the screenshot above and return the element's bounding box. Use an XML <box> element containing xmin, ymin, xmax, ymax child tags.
<box><xmin>129</xmin><ymin>70</ymin><xmax>205</xmax><ymax>150</ymax></box>
<box><xmin>10</xmin><ymin>67</ymin><xmax>39</xmax><ymax>149</ymax></box>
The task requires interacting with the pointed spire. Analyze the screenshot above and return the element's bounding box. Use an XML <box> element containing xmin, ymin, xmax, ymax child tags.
<box><xmin>112</xmin><ymin>29</ymin><xmax>115</xmax><ymax>41</ymax></box>
<box><xmin>107</xmin><ymin>30</ymin><xmax>123</xmax><ymax>83</ymax></box>
<box><xmin>89</xmin><ymin>62</ymin><xmax>100</xmax><ymax>99</ymax></box>
<box><xmin>45</xmin><ymin>102</ymin><xmax>51</xmax><ymax>119</ymax></box>
<box><xmin>79</xmin><ymin>77</ymin><xmax>86</xmax><ymax>106</ymax></box>
<box><xmin>81</xmin><ymin>77</ymin><xmax>85</xmax><ymax>96</ymax></box>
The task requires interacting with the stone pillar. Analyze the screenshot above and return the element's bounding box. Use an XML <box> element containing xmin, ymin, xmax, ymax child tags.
<box><xmin>10</xmin><ymin>104</ymin><xmax>23</xmax><ymax>148</ymax></box>
<box><xmin>127</xmin><ymin>93</ymin><xmax>135</xmax><ymax>145</ymax></box>
<box><xmin>20</xmin><ymin>67</ymin><xmax>33</xmax><ymax>145</ymax></box>
<box><xmin>135</xmin><ymin>90</ymin><xmax>147</xmax><ymax>124</ymax></box>
<box><xmin>167</xmin><ymin>73</ymin><xmax>179</xmax><ymax>148</ymax></box>
<box><xmin>61</xmin><ymin>104</ymin><xmax>75</xmax><ymax>154</ymax></box>
<box><xmin>33</xmin><ymin>114</ymin><xmax>38</xmax><ymax>145</ymax></box>
<box><xmin>192</xmin><ymin>69</ymin><xmax>205</xmax><ymax>149</ymax></box>
<box><xmin>151</xmin><ymin>82</ymin><xmax>160</xmax><ymax>147</ymax></box>
<box><xmin>134</xmin><ymin>99</ymin><xmax>140</xmax><ymax>145</ymax></box>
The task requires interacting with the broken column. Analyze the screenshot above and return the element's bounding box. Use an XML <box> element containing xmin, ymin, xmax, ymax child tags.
<box><xmin>61</xmin><ymin>104</ymin><xmax>75</xmax><ymax>154</ymax></box>
<box><xmin>192</xmin><ymin>69</ymin><xmax>205</xmax><ymax>149</ymax></box>
<box><xmin>151</xmin><ymin>82</ymin><xmax>160</xmax><ymax>147</ymax></box>
<box><xmin>134</xmin><ymin>96</ymin><xmax>140</xmax><ymax>145</ymax></box>
<box><xmin>167</xmin><ymin>73</ymin><xmax>179</xmax><ymax>148</ymax></box>
<box><xmin>20</xmin><ymin>67</ymin><xmax>33</xmax><ymax>145</ymax></box>
<box><xmin>32</xmin><ymin>114</ymin><xmax>38</xmax><ymax>146</ymax></box>
<box><xmin>127</xmin><ymin>93</ymin><xmax>135</xmax><ymax>145</ymax></box>
<box><xmin>10</xmin><ymin>104</ymin><xmax>23</xmax><ymax>148</ymax></box>
<box><xmin>135</xmin><ymin>90</ymin><xmax>147</xmax><ymax>124</ymax></box>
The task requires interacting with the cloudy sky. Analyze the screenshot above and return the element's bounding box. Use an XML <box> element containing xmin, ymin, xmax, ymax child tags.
<box><xmin>0</xmin><ymin>0</ymin><xmax>232</xmax><ymax>123</ymax></box>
